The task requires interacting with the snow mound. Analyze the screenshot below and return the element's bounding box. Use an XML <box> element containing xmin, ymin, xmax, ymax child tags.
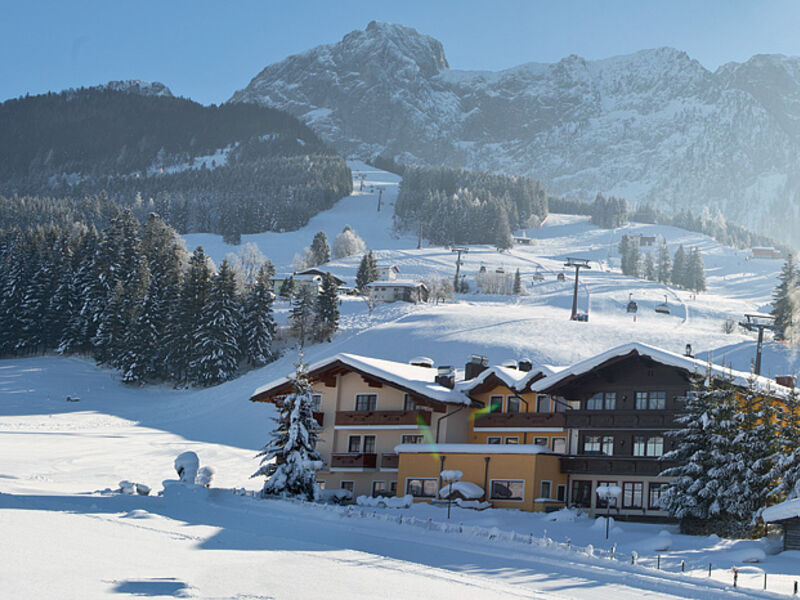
<box><xmin>440</xmin><ymin>481</ymin><xmax>484</xmax><ymax>500</ymax></box>
<box><xmin>727</xmin><ymin>547</ymin><xmax>766</xmax><ymax>563</ymax></box>
<box><xmin>455</xmin><ymin>498</ymin><xmax>492</xmax><ymax>510</ymax></box>
<box><xmin>319</xmin><ymin>488</ymin><xmax>352</xmax><ymax>504</ymax></box>
<box><xmin>545</xmin><ymin>507</ymin><xmax>582</xmax><ymax>522</ymax></box>
<box><xmin>356</xmin><ymin>494</ymin><xmax>413</xmax><ymax>508</ymax></box>
<box><xmin>174</xmin><ymin>452</ymin><xmax>199</xmax><ymax>484</ymax></box>
<box><xmin>122</xmin><ymin>509</ymin><xmax>152</xmax><ymax>519</ymax></box>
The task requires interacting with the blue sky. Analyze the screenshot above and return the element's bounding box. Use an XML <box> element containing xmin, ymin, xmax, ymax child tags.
<box><xmin>4</xmin><ymin>0</ymin><xmax>800</xmax><ymax>105</ymax></box>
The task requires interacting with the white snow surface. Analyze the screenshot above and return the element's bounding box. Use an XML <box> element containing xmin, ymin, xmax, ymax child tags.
<box><xmin>763</xmin><ymin>498</ymin><xmax>800</xmax><ymax>522</ymax></box>
<box><xmin>440</xmin><ymin>481</ymin><xmax>484</xmax><ymax>500</ymax></box>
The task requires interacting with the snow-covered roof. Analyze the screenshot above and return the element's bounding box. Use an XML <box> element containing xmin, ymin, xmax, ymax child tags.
<box><xmin>366</xmin><ymin>279</ymin><xmax>424</xmax><ymax>288</ymax></box>
<box><xmin>457</xmin><ymin>364</ymin><xmax>548</xmax><ymax>393</ymax></box>
<box><xmin>251</xmin><ymin>353</ymin><xmax>471</xmax><ymax>406</ymax></box>
<box><xmin>395</xmin><ymin>443</ymin><xmax>553</xmax><ymax>455</ymax></box>
<box><xmin>531</xmin><ymin>341</ymin><xmax>794</xmax><ymax>398</ymax></box>
<box><xmin>763</xmin><ymin>498</ymin><xmax>800</xmax><ymax>522</ymax></box>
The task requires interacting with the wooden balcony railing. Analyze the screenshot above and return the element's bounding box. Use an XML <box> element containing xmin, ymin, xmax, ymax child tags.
<box><xmin>335</xmin><ymin>410</ymin><xmax>432</xmax><ymax>427</ymax></box>
<box><xmin>330</xmin><ymin>453</ymin><xmax>377</xmax><ymax>469</ymax></box>
<box><xmin>563</xmin><ymin>410</ymin><xmax>678</xmax><ymax>429</ymax></box>
<box><xmin>473</xmin><ymin>411</ymin><xmax>564</xmax><ymax>429</ymax></box>
<box><xmin>380</xmin><ymin>453</ymin><xmax>399</xmax><ymax>469</ymax></box>
<box><xmin>559</xmin><ymin>456</ymin><xmax>672</xmax><ymax>476</ymax></box>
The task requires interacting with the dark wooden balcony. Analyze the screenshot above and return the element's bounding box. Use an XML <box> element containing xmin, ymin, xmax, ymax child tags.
<box><xmin>330</xmin><ymin>453</ymin><xmax>377</xmax><ymax>469</ymax></box>
<box><xmin>380</xmin><ymin>453</ymin><xmax>399</xmax><ymax>469</ymax></box>
<box><xmin>335</xmin><ymin>410</ymin><xmax>432</xmax><ymax>427</ymax></box>
<box><xmin>313</xmin><ymin>411</ymin><xmax>324</xmax><ymax>427</ymax></box>
<box><xmin>473</xmin><ymin>411</ymin><xmax>564</xmax><ymax>429</ymax></box>
<box><xmin>564</xmin><ymin>410</ymin><xmax>678</xmax><ymax>429</ymax></box>
<box><xmin>560</xmin><ymin>455</ymin><xmax>673</xmax><ymax>476</ymax></box>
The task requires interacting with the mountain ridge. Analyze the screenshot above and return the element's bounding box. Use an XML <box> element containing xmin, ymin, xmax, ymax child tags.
<box><xmin>229</xmin><ymin>22</ymin><xmax>800</xmax><ymax>245</ymax></box>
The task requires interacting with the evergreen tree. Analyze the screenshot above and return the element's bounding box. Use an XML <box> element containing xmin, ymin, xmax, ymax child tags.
<box><xmin>189</xmin><ymin>260</ymin><xmax>242</xmax><ymax>386</ymax></box>
<box><xmin>314</xmin><ymin>273</ymin><xmax>340</xmax><ymax>342</ymax></box>
<box><xmin>290</xmin><ymin>286</ymin><xmax>315</xmax><ymax>348</ymax></box>
<box><xmin>243</xmin><ymin>264</ymin><xmax>277</xmax><ymax>367</ymax></box>
<box><xmin>355</xmin><ymin>250</ymin><xmax>379</xmax><ymax>291</ymax></box>
<box><xmin>171</xmin><ymin>247</ymin><xmax>213</xmax><ymax>384</ymax></box>
<box><xmin>513</xmin><ymin>268</ymin><xmax>522</xmax><ymax>295</ymax></box>
<box><xmin>252</xmin><ymin>359</ymin><xmax>322</xmax><ymax>500</ymax></box>
<box><xmin>656</xmin><ymin>239</ymin><xmax>672</xmax><ymax>284</ymax></box>
<box><xmin>309</xmin><ymin>231</ymin><xmax>331</xmax><ymax>266</ymax></box>
<box><xmin>772</xmin><ymin>254</ymin><xmax>798</xmax><ymax>341</ymax></box>
<box><xmin>671</xmin><ymin>244</ymin><xmax>687</xmax><ymax>288</ymax></box>
<box><xmin>643</xmin><ymin>251</ymin><xmax>656</xmax><ymax>281</ymax></box>
<box><xmin>493</xmin><ymin>205</ymin><xmax>513</xmax><ymax>251</ymax></box>
<box><xmin>279</xmin><ymin>275</ymin><xmax>295</xmax><ymax>298</ymax></box>
<box><xmin>687</xmin><ymin>247</ymin><xmax>707</xmax><ymax>292</ymax></box>
<box><xmin>770</xmin><ymin>388</ymin><xmax>800</xmax><ymax>501</ymax></box>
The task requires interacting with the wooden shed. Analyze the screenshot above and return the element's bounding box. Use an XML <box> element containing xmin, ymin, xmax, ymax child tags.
<box><xmin>763</xmin><ymin>499</ymin><xmax>800</xmax><ymax>550</ymax></box>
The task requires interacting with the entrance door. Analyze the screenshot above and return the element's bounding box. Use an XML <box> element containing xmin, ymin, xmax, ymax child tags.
<box><xmin>571</xmin><ymin>480</ymin><xmax>593</xmax><ymax>508</ymax></box>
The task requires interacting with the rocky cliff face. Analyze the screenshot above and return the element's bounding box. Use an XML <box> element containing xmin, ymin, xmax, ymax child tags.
<box><xmin>231</xmin><ymin>22</ymin><xmax>800</xmax><ymax>242</ymax></box>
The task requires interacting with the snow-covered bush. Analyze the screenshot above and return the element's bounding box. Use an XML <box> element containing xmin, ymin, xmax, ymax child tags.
<box><xmin>356</xmin><ymin>494</ymin><xmax>413</xmax><ymax>509</ymax></box>
<box><xmin>319</xmin><ymin>488</ymin><xmax>353</xmax><ymax>505</ymax></box>
<box><xmin>333</xmin><ymin>225</ymin><xmax>366</xmax><ymax>259</ymax></box>
<box><xmin>117</xmin><ymin>481</ymin><xmax>151</xmax><ymax>496</ymax></box>
<box><xmin>196</xmin><ymin>466</ymin><xmax>215</xmax><ymax>488</ymax></box>
<box><xmin>545</xmin><ymin>507</ymin><xmax>582</xmax><ymax>522</ymax></box>
<box><xmin>439</xmin><ymin>481</ymin><xmax>484</xmax><ymax>501</ymax></box>
<box><xmin>174</xmin><ymin>451</ymin><xmax>199</xmax><ymax>484</ymax></box>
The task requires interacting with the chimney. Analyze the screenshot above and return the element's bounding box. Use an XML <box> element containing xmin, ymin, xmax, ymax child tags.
<box><xmin>436</xmin><ymin>366</ymin><xmax>455</xmax><ymax>389</ymax></box>
<box><xmin>465</xmin><ymin>354</ymin><xmax>489</xmax><ymax>380</ymax></box>
<box><xmin>776</xmin><ymin>375</ymin><xmax>797</xmax><ymax>388</ymax></box>
<box><xmin>409</xmin><ymin>356</ymin><xmax>434</xmax><ymax>368</ymax></box>
<box><xmin>518</xmin><ymin>358</ymin><xmax>533</xmax><ymax>372</ymax></box>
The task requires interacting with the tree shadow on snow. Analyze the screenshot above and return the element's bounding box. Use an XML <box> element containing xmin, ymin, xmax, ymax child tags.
<box><xmin>111</xmin><ymin>578</ymin><xmax>190</xmax><ymax>597</ymax></box>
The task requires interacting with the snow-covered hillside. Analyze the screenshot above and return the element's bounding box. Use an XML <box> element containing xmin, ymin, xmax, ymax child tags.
<box><xmin>230</xmin><ymin>21</ymin><xmax>800</xmax><ymax>243</ymax></box>
<box><xmin>188</xmin><ymin>161</ymin><xmax>792</xmax><ymax>376</ymax></box>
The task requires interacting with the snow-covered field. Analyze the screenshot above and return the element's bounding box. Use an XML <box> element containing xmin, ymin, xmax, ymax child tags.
<box><xmin>3</xmin><ymin>162</ymin><xmax>799</xmax><ymax>598</ymax></box>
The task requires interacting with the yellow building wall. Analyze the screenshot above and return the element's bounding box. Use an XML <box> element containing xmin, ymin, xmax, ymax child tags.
<box><xmin>397</xmin><ymin>451</ymin><xmax>566</xmax><ymax>512</ymax></box>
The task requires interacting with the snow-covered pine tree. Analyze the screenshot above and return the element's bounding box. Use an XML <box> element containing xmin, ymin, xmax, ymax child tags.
<box><xmin>252</xmin><ymin>358</ymin><xmax>322</xmax><ymax>500</ymax></box>
<box><xmin>169</xmin><ymin>247</ymin><xmax>212</xmax><ymax>384</ymax></box>
<box><xmin>290</xmin><ymin>286</ymin><xmax>315</xmax><ymax>348</ymax></box>
<box><xmin>493</xmin><ymin>205</ymin><xmax>513</xmax><ymax>251</ymax></box>
<box><xmin>770</xmin><ymin>387</ymin><xmax>800</xmax><ymax>501</ymax></box>
<box><xmin>660</xmin><ymin>374</ymin><xmax>742</xmax><ymax>535</ymax></box>
<box><xmin>671</xmin><ymin>244</ymin><xmax>687</xmax><ymax>288</ymax></box>
<box><xmin>189</xmin><ymin>259</ymin><xmax>241</xmax><ymax>386</ymax></box>
<box><xmin>772</xmin><ymin>254</ymin><xmax>798</xmax><ymax>341</ymax></box>
<box><xmin>313</xmin><ymin>273</ymin><xmax>340</xmax><ymax>342</ymax></box>
<box><xmin>355</xmin><ymin>250</ymin><xmax>379</xmax><ymax>291</ymax></box>
<box><xmin>120</xmin><ymin>281</ymin><xmax>161</xmax><ymax>385</ymax></box>
<box><xmin>58</xmin><ymin>226</ymin><xmax>101</xmax><ymax>355</ymax></box>
<box><xmin>309</xmin><ymin>231</ymin><xmax>330</xmax><ymax>266</ymax></box>
<box><xmin>243</xmin><ymin>263</ymin><xmax>276</xmax><ymax>367</ymax></box>
<box><xmin>656</xmin><ymin>239</ymin><xmax>672</xmax><ymax>284</ymax></box>
<box><xmin>643</xmin><ymin>251</ymin><xmax>656</xmax><ymax>281</ymax></box>
<box><xmin>513</xmin><ymin>268</ymin><xmax>522</xmax><ymax>295</ymax></box>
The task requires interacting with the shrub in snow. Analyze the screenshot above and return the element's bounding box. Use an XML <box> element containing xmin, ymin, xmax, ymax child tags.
<box><xmin>196</xmin><ymin>466</ymin><xmax>215</xmax><ymax>488</ymax></box>
<box><xmin>119</xmin><ymin>480</ymin><xmax>137</xmax><ymax>495</ymax></box>
<box><xmin>333</xmin><ymin>225</ymin><xmax>366</xmax><ymax>259</ymax></box>
<box><xmin>252</xmin><ymin>358</ymin><xmax>323</xmax><ymax>501</ymax></box>
<box><xmin>356</xmin><ymin>495</ymin><xmax>413</xmax><ymax>509</ymax></box>
<box><xmin>318</xmin><ymin>488</ymin><xmax>353</xmax><ymax>505</ymax></box>
<box><xmin>174</xmin><ymin>451</ymin><xmax>199</xmax><ymax>484</ymax></box>
<box><xmin>135</xmin><ymin>483</ymin><xmax>151</xmax><ymax>496</ymax></box>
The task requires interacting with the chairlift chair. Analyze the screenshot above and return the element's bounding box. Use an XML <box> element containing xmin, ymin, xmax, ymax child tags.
<box><xmin>557</xmin><ymin>272</ymin><xmax>566</xmax><ymax>282</ymax></box>
<box><xmin>626</xmin><ymin>293</ymin><xmax>638</xmax><ymax>314</ymax></box>
<box><xmin>655</xmin><ymin>294</ymin><xmax>670</xmax><ymax>315</ymax></box>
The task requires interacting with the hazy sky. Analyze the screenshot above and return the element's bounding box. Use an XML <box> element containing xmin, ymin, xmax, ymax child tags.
<box><xmin>5</xmin><ymin>0</ymin><xmax>800</xmax><ymax>105</ymax></box>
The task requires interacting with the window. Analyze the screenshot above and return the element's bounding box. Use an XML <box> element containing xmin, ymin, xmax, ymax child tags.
<box><xmin>602</xmin><ymin>436</ymin><xmax>614</xmax><ymax>456</ymax></box>
<box><xmin>363</xmin><ymin>435</ymin><xmax>376</xmax><ymax>454</ymax></box>
<box><xmin>505</xmin><ymin>436</ymin><xmax>519</xmax><ymax>444</ymax></box>
<box><xmin>534</xmin><ymin>436</ymin><xmax>548</xmax><ymax>446</ymax></box>
<box><xmin>372</xmin><ymin>481</ymin><xmax>386</xmax><ymax>496</ymax></box>
<box><xmin>557</xmin><ymin>484</ymin><xmax>566</xmax><ymax>502</ymax></box>
<box><xmin>406</xmin><ymin>478</ymin><xmax>437</xmax><ymax>498</ymax></box>
<box><xmin>636</xmin><ymin>391</ymin><xmax>666</xmax><ymax>410</ymax></box>
<box><xmin>622</xmin><ymin>482</ymin><xmax>644</xmax><ymax>509</ymax></box>
<box><xmin>587</xmin><ymin>392</ymin><xmax>615</xmax><ymax>410</ymax></box>
<box><xmin>402</xmin><ymin>434</ymin><xmax>424</xmax><ymax>444</ymax></box>
<box><xmin>390</xmin><ymin>481</ymin><xmax>397</xmax><ymax>494</ymax></box>
<box><xmin>540</xmin><ymin>480</ymin><xmax>552</xmax><ymax>499</ymax></box>
<box><xmin>537</xmin><ymin>395</ymin><xmax>551</xmax><ymax>412</ymax></box>
<box><xmin>490</xmin><ymin>479</ymin><xmax>525</xmax><ymax>501</ymax></box>
<box><xmin>487</xmin><ymin>436</ymin><xmax>501</xmax><ymax>444</ymax></box>
<box><xmin>571</xmin><ymin>480</ymin><xmax>592</xmax><ymax>507</ymax></box>
<box><xmin>647</xmin><ymin>436</ymin><xmax>664</xmax><ymax>457</ymax></box>
<box><xmin>355</xmin><ymin>394</ymin><xmax>377</xmax><ymax>411</ymax></box>
<box><xmin>551</xmin><ymin>437</ymin><xmax>566</xmax><ymax>454</ymax></box>
<box><xmin>583</xmin><ymin>435</ymin><xmax>601</xmax><ymax>454</ymax></box>
<box><xmin>488</xmin><ymin>395</ymin><xmax>503</xmax><ymax>413</ymax></box>
<box><xmin>341</xmin><ymin>481</ymin><xmax>354</xmax><ymax>493</ymax></box>
<box><xmin>596</xmin><ymin>480</ymin><xmax>618</xmax><ymax>508</ymax></box>
<box><xmin>649</xmin><ymin>482</ymin><xmax>665</xmax><ymax>509</ymax></box>
<box><xmin>311</xmin><ymin>394</ymin><xmax>322</xmax><ymax>412</ymax></box>
<box><xmin>348</xmin><ymin>436</ymin><xmax>361</xmax><ymax>453</ymax></box>
<box><xmin>633</xmin><ymin>436</ymin><xmax>646</xmax><ymax>457</ymax></box>
<box><xmin>506</xmin><ymin>396</ymin><xmax>522</xmax><ymax>413</ymax></box>
<box><xmin>317</xmin><ymin>480</ymin><xmax>326</xmax><ymax>490</ymax></box>
<box><xmin>404</xmin><ymin>394</ymin><xmax>416</xmax><ymax>411</ymax></box>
